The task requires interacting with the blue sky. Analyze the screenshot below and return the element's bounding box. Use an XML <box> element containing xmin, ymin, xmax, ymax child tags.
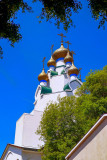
<box><xmin>0</xmin><ymin>0</ymin><xmax>107</xmax><ymax>157</ymax></box>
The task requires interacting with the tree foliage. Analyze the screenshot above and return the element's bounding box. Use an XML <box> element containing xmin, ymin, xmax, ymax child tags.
<box><xmin>37</xmin><ymin>97</ymin><xmax>84</xmax><ymax>160</ymax></box>
<box><xmin>37</xmin><ymin>66</ymin><xmax>107</xmax><ymax>160</ymax></box>
<box><xmin>33</xmin><ymin>0</ymin><xmax>82</xmax><ymax>30</ymax></box>
<box><xmin>34</xmin><ymin>0</ymin><xmax>107</xmax><ymax>30</ymax></box>
<box><xmin>77</xmin><ymin>65</ymin><xmax>107</xmax><ymax>98</ymax></box>
<box><xmin>0</xmin><ymin>0</ymin><xmax>107</xmax><ymax>56</ymax></box>
<box><xmin>0</xmin><ymin>0</ymin><xmax>31</xmax><ymax>55</ymax></box>
<box><xmin>88</xmin><ymin>0</ymin><xmax>107</xmax><ymax>29</ymax></box>
<box><xmin>75</xmin><ymin>65</ymin><xmax>107</xmax><ymax>133</ymax></box>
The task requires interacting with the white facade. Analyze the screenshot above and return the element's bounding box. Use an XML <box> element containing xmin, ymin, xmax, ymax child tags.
<box><xmin>14</xmin><ymin>111</ymin><xmax>43</xmax><ymax>149</ymax></box>
<box><xmin>1</xmin><ymin>42</ymin><xmax>82</xmax><ymax>160</ymax></box>
<box><xmin>14</xmin><ymin>67</ymin><xmax>82</xmax><ymax>150</ymax></box>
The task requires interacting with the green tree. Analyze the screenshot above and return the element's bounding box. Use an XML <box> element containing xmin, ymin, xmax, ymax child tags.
<box><xmin>37</xmin><ymin>96</ymin><xmax>84</xmax><ymax>160</ymax></box>
<box><xmin>88</xmin><ymin>0</ymin><xmax>107</xmax><ymax>29</ymax></box>
<box><xmin>1</xmin><ymin>0</ymin><xmax>107</xmax><ymax>55</ymax></box>
<box><xmin>34</xmin><ymin>0</ymin><xmax>107</xmax><ymax>30</ymax></box>
<box><xmin>33</xmin><ymin>0</ymin><xmax>82</xmax><ymax>30</ymax></box>
<box><xmin>75</xmin><ymin>65</ymin><xmax>107</xmax><ymax>134</ymax></box>
<box><xmin>0</xmin><ymin>0</ymin><xmax>31</xmax><ymax>55</ymax></box>
<box><xmin>37</xmin><ymin>66</ymin><xmax>107</xmax><ymax>160</ymax></box>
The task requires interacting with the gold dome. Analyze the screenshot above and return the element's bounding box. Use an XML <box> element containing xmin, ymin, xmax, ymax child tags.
<box><xmin>47</xmin><ymin>56</ymin><xmax>56</xmax><ymax>67</ymax></box>
<box><xmin>68</xmin><ymin>61</ymin><xmax>79</xmax><ymax>76</ymax></box>
<box><xmin>38</xmin><ymin>69</ymin><xmax>48</xmax><ymax>81</ymax></box>
<box><xmin>64</xmin><ymin>50</ymin><xmax>73</xmax><ymax>63</ymax></box>
<box><xmin>52</xmin><ymin>43</ymin><xmax>68</xmax><ymax>60</ymax></box>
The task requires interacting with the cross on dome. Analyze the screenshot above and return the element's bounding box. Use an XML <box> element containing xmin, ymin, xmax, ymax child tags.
<box><xmin>58</xmin><ymin>33</ymin><xmax>66</xmax><ymax>44</ymax></box>
<box><xmin>71</xmin><ymin>51</ymin><xmax>76</xmax><ymax>62</ymax></box>
<box><xmin>79</xmin><ymin>68</ymin><xmax>82</xmax><ymax>71</ymax></box>
<box><xmin>65</xmin><ymin>41</ymin><xmax>72</xmax><ymax>50</ymax></box>
<box><xmin>50</xmin><ymin>44</ymin><xmax>54</xmax><ymax>55</ymax></box>
<box><xmin>42</xmin><ymin>57</ymin><xmax>46</xmax><ymax>69</ymax></box>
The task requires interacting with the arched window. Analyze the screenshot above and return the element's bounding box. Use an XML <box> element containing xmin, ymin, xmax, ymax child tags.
<box><xmin>5</xmin><ymin>152</ymin><xmax>13</xmax><ymax>160</ymax></box>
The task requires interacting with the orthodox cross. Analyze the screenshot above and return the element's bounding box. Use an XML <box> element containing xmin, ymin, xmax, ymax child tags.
<box><xmin>42</xmin><ymin>57</ymin><xmax>46</xmax><ymax>69</ymax></box>
<box><xmin>50</xmin><ymin>44</ymin><xmax>54</xmax><ymax>55</ymax></box>
<box><xmin>58</xmin><ymin>33</ymin><xmax>66</xmax><ymax>43</ymax></box>
<box><xmin>79</xmin><ymin>68</ymin><xmax>82</xmax><ymax>81</ymax></box>
<box><xmin>71</xmin><ymin>51</ymin><xmax>76</xmax><ymax>61</ymax></box>
<box><xmin>65</xmin><ymin>41</ymin><xmax>72</xmax><ymax>50</ymax></box>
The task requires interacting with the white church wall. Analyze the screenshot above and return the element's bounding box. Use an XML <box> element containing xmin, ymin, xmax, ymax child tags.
<box><xmin>56</xmin><ymin>60</ymin><xmax>65</xmax><ymax>67</ymax></box>
<box><xmin>22</xmin><ymin>111</ymin><xmax>43</xmax><ymax>149</ymax></box>
<box><xmin>50</xmin><ymin>74</ymin><xmax>66</xmax><ymax>92</ymax></box>
<box><xmin>14</xmin><ymin>115</ymin><xmax>24</xmax><ymax>146</ymax></box>
<box><xmin>15</xmin><ymin>111</ymin><xmax>43</xmax><ymax>149</ymax></box>
<box><xmin>3</xmin><ymin>146</ymin><xmax>22</xmax><ymax>160</ymax></box>
<box><xmin>35</xmin><ymin>91</ymin><xmax>70</xmax><ymax>111</ymax></box>
<box><xmin>22</xmin><ymin>151</ymin><xmax>42</xmax><ymax>160</ymax></box>
<box><xmin>56</xmin><ymin>67</ymin><xmax>65</xmax><ymax>75</ymax></box>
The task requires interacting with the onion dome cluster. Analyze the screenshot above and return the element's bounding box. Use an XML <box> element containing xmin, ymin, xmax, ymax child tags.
<box><xmin>38</xmin><ymin>37</ymin><xmax>79</xmax><ymax>83</ymax></box>
<box><xmin>52</xmin><ymin>43</ymin><xmax>68</xmax><ymax>61</ymax></box>
<box><xmin>64</xmin><ymin>50</ymin><xmax>73</xmax><ymax>64</ymax></box>
<box><xmin>38</xmin><ymin>68</ymin><xmax>48</xmax><ymax>82</ymax></box>
<box><xmin>68</xmin><ymin>61</ymin><xmax>79</xmax><ymax>76</ymax></box>
<box><xmin>47</xmin><ymin>56</ymin><xmax>56</xmax><ymax>67</ymax></box>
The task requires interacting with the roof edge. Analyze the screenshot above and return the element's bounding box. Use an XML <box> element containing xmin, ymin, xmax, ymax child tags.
<box><xmin>1</xmin><ymin>144</ymin><xmax>41</xmax><ymax>160</ymax></box>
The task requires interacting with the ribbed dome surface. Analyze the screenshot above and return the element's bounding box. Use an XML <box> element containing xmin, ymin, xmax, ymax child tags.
<box><xmin>68</xmin><ymin>62</ymin><xmax>79</xmax><ymax>76</ymax></box>
<box><xmin>52</xmin><ymin>43</ymin><xmax>68</xmax><ymax>60</ymax></box>
<box><xmin>47</xmin><ymin>56</ymin><xmax>56</xmax><ymax>67</ymax></box>
<box><xmin>38</xmin><ymin>69</ymin><xmax>48</xmax><ymax>81</ymax></box>
<box><xmin>64</xmin><ymin>50</ymin><xmax>73</xmax><ymax>63</ymax></box>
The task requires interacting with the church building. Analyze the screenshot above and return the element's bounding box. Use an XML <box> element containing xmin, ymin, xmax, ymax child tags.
<box><xmin>1</xmin><ymin>34</ymin><xmax>82</xmax><ymax>160</ymax></box>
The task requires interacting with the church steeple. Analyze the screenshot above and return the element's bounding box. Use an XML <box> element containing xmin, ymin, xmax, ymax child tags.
<box><xmin>52</xmin><ymin>33</ymin><xmax>68</xmax><ymax>61</ymax></box>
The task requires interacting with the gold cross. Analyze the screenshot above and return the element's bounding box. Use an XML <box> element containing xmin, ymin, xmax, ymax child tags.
<box><xmin>71</xmin><ymin>51</ymin><xmax>76</xmax><ymax>61</ymax></box>
<box><xmin>79</xmin><ymin>68</ymin><xmax>82</xmax><ymax>71</ymax></box>
<box><xmin>65</xmin><ymin>41</ymin><xmax>72</xmax><ymax>50</ymax></box>
<box><xmin>42</xmin><ymin>57</ymin><xmax>46</xmax><ymax>69</ymax></box>
<box><xmin>58</xmin><ymin>33</ymin><xmax>66</xmax><ymax>43</ymax></box>
<box><xmin>50</xmin><ymin>44</ymin><xmax>54</xmax><ymax>55</ymax></box>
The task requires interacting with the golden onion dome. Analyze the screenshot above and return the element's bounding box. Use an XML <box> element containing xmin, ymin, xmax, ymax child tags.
<box><xmin>38</xmin><ymin>68</ymin><xmax>48</xmax><ymax>81</ymax></box>
<box><xmin>47</xmin><ymin>56</ymin><xmax>56</xmax><ymax>67</ymax></box>
<box><xmin>64</xmin><ymin>50</ymin><xmax>73</xmax><ymax>63</ymax></box>
<box><xmin>68</xmin><ymin>61</ymin><xmax>79</xmax><ymax>76</ymax></box>
<box><xmin>52</xmin><ymin>43</ymin><xmax>68</xmax><ymax>60</ymax></box>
